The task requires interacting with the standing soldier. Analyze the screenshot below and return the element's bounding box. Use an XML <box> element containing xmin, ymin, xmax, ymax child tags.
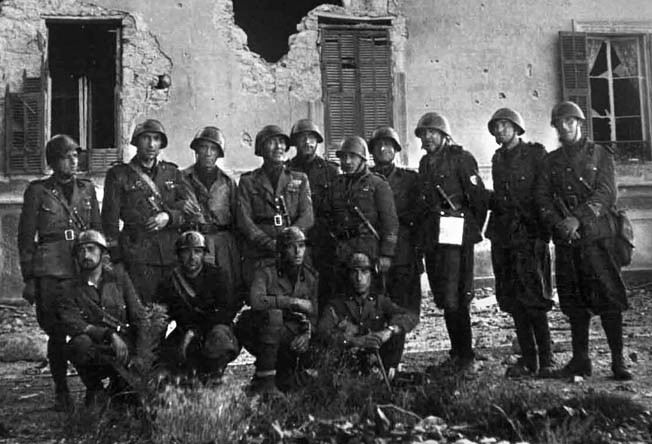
<box><xmin>536</xmin><ymin>101</ymin><xmax>632</xmax><ymax>380</ymax></box>
<box><xmin>287</xmin><ymin>118</ymin><xmax>339</xmax><ymax>297</ymax></box>
<box><xmin>235</xmin><ymin>227</ymin><xmax>318</xmax><ymax>394</ymax></box>
<box><xmin>237</xmin><ymin>125</ymin><xmax>313</xmax><ymax>285</ymax></box>
<box><xmin>485</xmin><ymin>108</ymin><xmax>554</xmax><ymax>378</ymax></box>
<box><xmin>324</xmin><ymin>136</ymin><xmax>398</xmax><ymax>305</ymax></box>
<box><xmin>369</xmin><ymin>126</ymin><xmax>422</xmax><ymax>314</ymax></box>
<box><xmin>18</xmin><ymin>134</ymin><xmax>101</xmax><ymax>411</ymax></box>
<box><xmin>182</xmin><ymin>126</ymin><xmax>242</xmax><ymax>300</ymax></box>
<box><xmin>157</xmin><ymin>231</ymin><xmax>240</xmax><ymax>384</ymax></box>
<box><xmin>58</xmin><ymin>230</ymin><xmax>147</xmax><ymax>407</ymax></box>
<box><xmin>416</xmin><ymin>112</ymin><xmax>488</xmax><ymax>371</ymax></box>
<box><xmin>102</xmin><ymin>119</ymin><xmax>191</xmax><ymax>304</ymax></box>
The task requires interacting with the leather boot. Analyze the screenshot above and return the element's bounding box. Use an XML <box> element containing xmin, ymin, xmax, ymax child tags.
<box><xmin>48</xmin><ymin>335</ymin><xmax>70</xmax><ymax>407</ymax></box>
<box><xmin>531</xmin><ymin>311</ymin><xmax>555</xmax><ymax>378</ymax></box>
<box><xmin>559</xmin><ymin>313</ymin><xmax>592</xmax><ymax>377</ymax></box>
<box><xmin>506</xmin><ymin>312</ymin><xmax>537</xmax><ymax>377</ymax></box>
<box><xmin>601</xmin><ymin>311</ymin><xmax>632</xmax><ymax>381</ymax></box>
<box><xmin>443</xmin><ymin>310</ymin><xmax>461</xmax><ymax>365</ymax></box>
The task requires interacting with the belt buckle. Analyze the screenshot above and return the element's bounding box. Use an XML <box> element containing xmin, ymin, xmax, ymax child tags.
<box><xmin>64</xmin><ymin>229</ymin><xmax>75</xmax><ymax>241</ymax></box>
<box><xmin>273</xmin><ymin>214</ymin><xmax>283</xmax><ymax>227</ymax></box>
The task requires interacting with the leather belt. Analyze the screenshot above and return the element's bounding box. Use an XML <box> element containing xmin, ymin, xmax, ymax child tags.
<box><xmin>197</xmin><ymin>223</ymin><xmax>232</xmax><ymax>234</ymax></box>
<box><xmin>39</xmin><ymin>229</ymin><xmax>76</xmax><ymax>243</ymax></box>
<box><xmin>335</xmin><ymin>228</ymin><xmax>361</xmax><ymax>240</ymax></box>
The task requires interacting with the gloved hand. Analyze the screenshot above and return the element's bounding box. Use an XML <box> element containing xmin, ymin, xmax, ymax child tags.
<box><xmin>290</xmin><ymin>332</ymin><xmax>310</xmax><ymax>353</ymax></box>
<box><xmin>556</xmin><ymin>216</ymin><xmax>581</xmax><ymax>242</ymax></box>
<box><xmin>22</xmin><ymin>279</ymin><xmax>36</xmax><ymax>305</ymax></box>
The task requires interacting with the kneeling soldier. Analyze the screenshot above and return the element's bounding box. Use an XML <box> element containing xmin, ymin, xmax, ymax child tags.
<box><xmin>157</xmin><ymin>231</ymin><xmax>240</xmax><ymax>383</ymax></box>
<box><xmin>235</xmin><ymin>227</ymin><xmax>318</xmax><ymax>395</ymax></box>
<box><xmin>59</xmin><ymin>230</ymin><xmax>147</xmax><ymax>406</ymax></box>
<box><xmin>318</xmin><ymin>252</ymin><xmax>418</xmax><ymax>378</ymax></box>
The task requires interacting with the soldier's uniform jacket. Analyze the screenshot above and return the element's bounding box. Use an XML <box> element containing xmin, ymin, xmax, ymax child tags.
<box><xmin>249</xmin><ymin>263</ymin><xmax>319</xmax><ymax>331</ymax></box>
<box><xmin>418</xmin><ymin>144</ymin><xmax>488</xmax><ymax>250</ymax></box>
<box><xmin>236</xmin><ymin>166</ymin><xmax>314</xmax><ymax>260</ymax></box>
<box><xmin>370</xmin><ymin>164</ymin><xmax>420</xmax><ymax>266</ymax></box>
<box><xmin>102</xmin><ymin>156</ymin><xmax>190</xmax><ymax>265</ymax></box>
<box><xmin>182</xmin><ymin>165</ymin><xmax>237</xmax><ymax>230</ymax></box>
<box><xmin>325</xmin><ymin>165</ymin><xmax>399</xmax><ymax>259</ymax></box>
<box><xmin>286</xmin><ymin>156</ymin><xmax>339</xmax><ymax>221</ymax></box>
<box><xmin>58</xmin><ymin>265</ymin><xmax>146</xmax><ymax>345</ymax></box>
<box><xmin>317</xmin><ymin>291</ymin><xmax>418</xmax><ymax>346</ymax></box>
<box><xmin>18</xmin><ymin>176</ymin><xmax>101</xmax><ymax>280</ymax></box>
<box><xmin>486</xmin><ymin>140</ymin><xmax>549</xmax><ymax>246</ymax></box>
<box><xmin>157</xmin><ymin>263</ymin><xmax>238</xmax><ymax>333</ymax></box>
<box><xmin>536</xmin><ymin>138</ymin><xmax>616</xmax><ymax>245</ymax></box>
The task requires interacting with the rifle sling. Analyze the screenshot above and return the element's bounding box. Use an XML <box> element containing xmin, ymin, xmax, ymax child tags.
<box><xmin>127</xmin><ymin>162</ymin><xmax>166</xmax><ymax>209</ymax></box>
<box><xmin>43</xmin><ymin>185</ymin><xmax>87</xmax><ymax>231</ymax></box>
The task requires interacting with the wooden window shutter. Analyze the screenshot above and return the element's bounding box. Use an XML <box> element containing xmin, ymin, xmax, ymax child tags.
<box><xmin>359</xmin><ymin>32</ymin><xmax>392</xmax><ymax>139</ymax></box>
<box><xmin>559</xmin><ymin>31</ymin><xmax>591</xmax><ymax>135</ymax></box>
<box><xmin>4</xmin><ymin>73</ymin><xmax>45</xmax><ymax>174</ymax></box>
<box><xmin>321</xmin><ymin>27</ymin><xmax>393</xmax><ymax>161</ymax></box>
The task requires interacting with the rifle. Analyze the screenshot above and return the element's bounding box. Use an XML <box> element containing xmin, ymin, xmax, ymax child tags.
<box><xmin>374</xmin><ymin>349</ymin><xmax>393</xmax><ymax>394</ymax></box>
<box><xmin>436</xmin><ymin>185</ymin><xmax>459</xmax><ymax>212</ymax></box>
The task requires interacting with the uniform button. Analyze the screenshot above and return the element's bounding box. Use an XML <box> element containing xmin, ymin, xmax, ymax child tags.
<box><xmin>567</xmin><ymin>186</ymin><xmax>572</xmax><ymax>190</ymax></box>
<box><xmin>566</xmin><ymin>167</ymin><xmax>572</xmax><ymax>172</ymax></box>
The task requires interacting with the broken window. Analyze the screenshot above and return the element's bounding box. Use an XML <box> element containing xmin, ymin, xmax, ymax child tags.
<box><xmin>560</xmin><ymin>32</ymin><xmax>650</xmax><ymax>161</ymax></box>
<box><xmin>47</xmin><ymin>21</ymin><xmax>121</xmax><ymax>172</ymax></box>
<box><xmin>233</xmin><ymin>0</ymin><xmax>340</xmax><ymax>62</ymax></box>
<box><xmin>320</xmin><ymin>23</ymin><xmax>393</xmax><ymax>160</ymax></box>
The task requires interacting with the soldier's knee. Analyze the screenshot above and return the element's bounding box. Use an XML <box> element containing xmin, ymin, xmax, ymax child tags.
<box><xmin>66</xmin><ymin>334</ymin><xmax>96</xmax><ymax>366</ymax></box>
<box><xmin>202</xmin><ymin>324</ymin><xmax>241</xmax><ymax>361</ymax></box>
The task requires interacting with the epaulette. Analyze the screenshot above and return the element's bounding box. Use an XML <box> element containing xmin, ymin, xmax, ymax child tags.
<box><xmin>525</xmin><ymin>142</ymin><xmax>546</xmax><ymax>152</ymax></box>
<box><xmin>369</xmin><ymin>171</ymin><xmax>387</xmax><ymax>181</ymax></box>
<box><xmin>109</xmin><ymin>159</ymin><xmax>124</xmax><ymax>167</ymax></box>
<box><xmin>449</xmin><ymin>144</ymin><xmax>464</xmax><ymax>154</ymax></box>
<box><xmin>75</xmin><ymin>177</ymin><xmax>93</xmax><ymax>188</ymax></box>
<box><xmin>594</xmin><ymin>141</ymin><xmax>615</xmax><ymax>155</ymax></box>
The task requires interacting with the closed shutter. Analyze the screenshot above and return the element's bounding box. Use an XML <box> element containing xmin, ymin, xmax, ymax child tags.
<box><xmin>4</xmin><ymin>75</ymin><xmax>44</xmax><ymax>174</ymax></box>
<box><xmin>321</xmin><ymin>27</ymin><xmax>392</xmax><ymax>160</ymax></box>
<box><xmin>559</xmin><ymin>31</ymin><xmax>591</xmax><ymax>134</ymax></box>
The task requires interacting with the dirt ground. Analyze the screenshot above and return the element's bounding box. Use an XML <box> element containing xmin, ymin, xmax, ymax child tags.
<box><xmin>1</xmin><ymin>282</ymin><xmax>652</xmax><ymax>444</ymax></box>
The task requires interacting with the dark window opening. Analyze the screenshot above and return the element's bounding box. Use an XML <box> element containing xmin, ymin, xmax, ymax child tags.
<box><xmin>47</xmin><ymin>22</ymin><xmax>120</xmax><ymax>171</ymax></box>
<box><xmin>233</xmin><ymin>0</ymin><xmax>341</xmax><ymax>62</ymax></box>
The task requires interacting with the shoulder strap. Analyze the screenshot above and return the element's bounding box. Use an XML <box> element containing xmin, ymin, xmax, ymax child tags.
<box><xmin>43</xmin><ymin>184</ymin><xmax>87</xmax><ymax>231</ymax></box>
<box><xmin>127</xmin><ymin>162</ymin><xmax>165</xmax><ymax>205</ymax></box>
<box><xmin>171</xmin><ymin>268</ymin><xmax>198</xmax><ymax>303</ymax></box>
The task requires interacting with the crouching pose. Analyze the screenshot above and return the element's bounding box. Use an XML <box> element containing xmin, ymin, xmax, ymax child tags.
<box><xmin>318</xmin><ymin>252</ymin><xmax>418</xmax><ymax>379</ymax></box>
<box><xmin>235</xmin><ymin>227</ymin><xmax>318</xmax><ymax>394</ymax></box>
<box><xmin>59</xmin><ymin>230</ymin><xmax>147</xmax><ymax>406</ymax></box>
<box><xmin>157</xmin><ymin>231</ymin><xmax>241</xmax><ymax>384</ymax></box>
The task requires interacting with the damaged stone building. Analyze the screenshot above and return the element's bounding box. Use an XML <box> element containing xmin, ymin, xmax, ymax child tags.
<box><xmin>1</xmin><ymin>0</ymin><xmax>652</xmax><ymax>300</ymax></box>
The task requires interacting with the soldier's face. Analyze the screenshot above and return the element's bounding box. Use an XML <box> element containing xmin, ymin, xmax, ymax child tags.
<box><xmin>194</xmin><ymin>140</ymin><xmax>221</xmax><ymax>168</ymax></box>
<box><xmin>371</xmin><ymin>138</ymin><xmax>396</xmax><ymax>165</ymax></box>
<box><xmin>136</xmin><ymin>132</ymin><xmax>163</xmax><ymax>162</ymax></box>
<box><xmin>492</xmin><ymin>119</ymin><xmax>517</xmax><ymax>146</ymax></box>
<box><xmin>282</xmin><ymin>240</ymin><xmax>306</xmax><ymax>266</ymax></box>
<box><xmin>338</xmin><ymin>152</ymin><xmax>364</xmax><ymax>174</ymax></box>
<box><xmin>296</xmin><ymin>132</ymin><xmax>318</xmax><ymax>158</ymax></box>
<box><xmin>76</xmin><ymin>243</ymin><xmax>103</xmax><ymax>271</ymax></box>
<box><xmin>53</xmin><ymin>149</ymin><xmax>79</xmax><ymax>178</ymax></box>
<box><xmin>349</xmin><ymin>267</ymin><xmax>372</xmax><ymax>294</ymax></box>
<box><xmin>178</xmin><ymin>247</ymin><xmax>205</xmax><ymax>277</ymax></box>
<box><xmin>262</xmin><ymin>136</ymin><xmax>287</xmax><ymax>164</ymax></box>
<box><xmin>554</xmin><ymin>117</ymin><xmax>582</xmax><ymax>144</ymax></box>
<box><xmin>419</xmin><ymin>128</ymin><xmax>446</xmax><ymax>153</ymax></box>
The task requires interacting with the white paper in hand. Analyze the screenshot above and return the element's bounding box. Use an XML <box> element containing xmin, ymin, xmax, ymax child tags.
<box><xmin>438</xmin><ymin>215</ymin><xmax>464</xmax><ymax>245</ymax></box>
<box><xmin>165</xmin><ymin>320</ymin><xmax>177</xmax><ymax>339</ymax></box>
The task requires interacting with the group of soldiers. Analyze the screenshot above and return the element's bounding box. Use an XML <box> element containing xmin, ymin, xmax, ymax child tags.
<box><xmin>18</xmin><ymin>100</ymin><xmax>633</xmax><ymax>411</ymax></box>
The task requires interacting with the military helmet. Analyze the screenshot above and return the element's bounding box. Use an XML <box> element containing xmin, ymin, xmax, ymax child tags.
<box><xmin>347</xmin><ymin>252</ymin><xmax>373</xmax><ymax>271</ymax></box>
<box><xmin>488</xmin><ymin>108</ymin><xmax>525</xmax><ymax>135</ymax></box>
<box><xmin>202</xmin><ymin>324</ymin><xmax>240</xmax><ymax>358</ymax></box>
<box><xmin>414</xmin><ymin>112</ymin><xmax>451</xmax><ymax>138</ymax></box>
<box><xmin>175</xmin><ymin>231</ymin><xmax>208</xmax><ymax>252</ymax></box>
<box><xmin>290</xmin><ymin>119</ymin><xmax>324</xmax><ymax>146</ymax></box>
<box><xmin>45</xmin><ymin>134</ymin><xmax>82</xmax><ymax>167</ymax></box>
<box><xmin>550</xmin><ymin>101</ymin><xmax>585</xmax><ymax>126</ymax></box>
<box><xmin>369</xmin><ymin>125</ymin><xmax>402</xmax><ymax>152</ymax></box>
<box><xmin>130</xmin><ymin>119</ymin><xmax>168</xmax><ymax>148</ymax></box>
<box><xmin>190</xmin><ymin>126</ymin><xmax>225</xmax><ymax>157</ymax></box>
<box><xmin>74</xmin><ymin>229</ymin><xmax>108</xmax><ymax>252</ymax></box>
<box><xmin>254</xmin><ymin>125</ymin><xmax>290</xmax><ymax>156</ymax></box>
<box><xmin>336</xmin><ymin>136</ymin><xmax>368</xmax><ymax>161</ymax></box>
<box><xmin>276</xmin><ymin>227</ymin><xmax>306</xmax><ymax>253</ymax></box>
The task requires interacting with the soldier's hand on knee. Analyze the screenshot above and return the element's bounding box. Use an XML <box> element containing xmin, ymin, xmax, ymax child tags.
<box><xmin>290</xmin><ymin>332</ymin><xmax>310</xmax><ymax>353</ymax></box>
<box><xmin>360</xmin><ymin>333</ymin><xmax>383</xmax><ymax>350</ymax></box>
<box><xmin>145</xmin><ymin>212</ymin><xmax>170</xmax><ymax>232</ymax></box>
<box><xmin>179</xmin><ymin>329</ymin><xmax>196</xmax><ymax>361</ymax></box>
<box><xmin>110</xmin><ymin>333</ymin><xmax>129</xmax><ymax>365</ymax></box>
<box><xmin>22</xmin><ymin>279</ymin><xmax>36</xmax><ymax>305</ymax></box>
<box><xmin>290</xmin><ymin>298</ymin><xmax>313</xmax><ymax>314</ymax></box>
<box><xmin>377</xmin><ymin>256</ymin><xmax>392</xmax><ymax>273</ymax></box>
